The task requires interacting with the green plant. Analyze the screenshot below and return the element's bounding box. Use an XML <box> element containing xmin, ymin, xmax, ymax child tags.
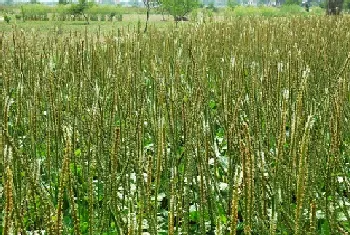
<box><xmin>2</xmin><ymin>16</ymin><xmax>350</xmax><ymax>235</ymax></box>
<box><xmin>227</xmin><ymin>0</ymin><xmax>239</xmax><ymax>8</ymax></box>
<box><xmin>69</xmin><ymin>3</ymin><xmax>86</xmax><ymax>16</ymax></box>
<box><xmin>4</xmin><ymin>14</ymin><xmax>11</xmax><ymax>23</ymax></box>
<box><xmin>190</xmin><ymin>8</ymin><xmax>198</xmax><ymax>21</ymax></box>
<box><xmin>284</xmin><ymin>0</ymin><xmax>301</xmax><ymax>5</ymax></box>
<box><xmin>279</xmin><ymin>4</ymin><xmax>304</xmax><ymax>14</ymax></box>
<box><xmin>311</xmin><ymin>6</ymin><xmax>325</xmax><ymax>14</ymax></box>
<box><xmin>21</xmin><ymin>5</ymin><xmax>25</xmax><ymax>21</ymax></box>
<box><xmin>344</xmin><ymin>0</ymin><xmax>350</xmax><ymax>10</ymax></box>
<box><xmin>161</xmin><ymin>0</ymin><xmax>198</xmax><ymax>21</ymax></box>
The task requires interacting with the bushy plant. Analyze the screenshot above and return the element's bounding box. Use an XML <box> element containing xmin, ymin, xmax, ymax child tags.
<box><xmin>284</xmin><ymin>0</ymin><xmax>301</xmax><ymax>5</ymax></box>
<box><xmin>203</xmin><ymin>7</ymin><xmax>214</xmax><ymax>18</ymax></box>
<box><xmin>161</xmin><ymin>0</ymin><xmax>198</xmax><ymax>20</ymax></box>
<box><xmin>69</xmin><ymin>3</ymin><xmax>86</xmax><ymax>15</ymax></box>
<box><xmin>21</xmin><ymin>4</ymin><xmax>54</xmax><ymax>16</ymax></box>
<box><xmin>4</xmin><ymin>14</ymin><xmax>11</xmax><ymax>23</ymax></box>
<box><xmin>233</xmin><ymin>6</ymin><xmax>262</xmax><ymax>16</ymax></box>
<box><xmin>69</xmin><ymin>1</ymin><xmax>94</xmax><ymax>17</ymax></box>
<box><xmin>84</xmin><ymin>4</ymin><xmax>123</xmax><ymax>16</ymax></box>
<box><xmin>227</xmin><ymin>0</ymin><xmax>239</xmax><ymax>8</ymax></box>
<box><xmin>259</xmin><ymin>6</ymin><xmax>279</xmax><ymax>16</ymax></box>
<box><xmin>279</xmin><ymin>4</ymin><xmax>303</xmax><ymax>14</ymax></box>
<box><xmin>190</xmin><ymin>8</ymin><xmax>198</xmax><ymax>21</ymax></box>
<box><xmin>344</xmin><ymin>0</ymin><xmax>350</xmax><ymax>10</ymax></box>
<box><xmin>311</xmin><ymin>6</ymin><xmax>325</xmax><ymax>14</ymax></box>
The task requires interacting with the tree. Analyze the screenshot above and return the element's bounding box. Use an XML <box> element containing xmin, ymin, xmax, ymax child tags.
<box><xmin>143</xmin><ymin>0</ymin><xmax>158</xmax><ymax>33</ymax></box>
<box><xmin>161</xmin><ymin>0</ymin><xmax>198</xmax><ymax>23</ymax></box>
<box><xmin>227</xmin><ymin>0</ymin><xmax>239</xmax><ymax>8</ymax></box>
<box><xmin>284</xmin><ymin>0</ymin><xmax>300</xmax><ymax>5</ymax></box>
<box><xmin>70</xmin><ymin>0</ymin><xmax>92</xmax><ymax>23</ymax></box>
<box><xmin>344</xmin><ymin>0</ymin><xmax>350</xmax><ymax>11</ymax></box>
<box><xmin>327</xmin><ymin>0</ymin><xmax>344</xmax><ymax>14</ymax></box>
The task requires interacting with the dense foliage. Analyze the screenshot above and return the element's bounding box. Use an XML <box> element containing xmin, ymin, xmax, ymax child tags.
<box><xmin>161</xmin><ymin>0</ymin><xmax>198</xmax><ymax>19</ymax></box>
<box><xmin>1</xmin><ymin>16</ymin><xmax>350</xmax><ymax>234</ymax></box>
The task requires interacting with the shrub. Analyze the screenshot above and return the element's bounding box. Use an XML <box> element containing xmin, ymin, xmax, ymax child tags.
<box><xmin>279</xmin><ymin>4</ymin><xmax>304</xmax><ymax>15</ymax></box>
<box><xmin>21</xmin><ymin>4</ymin><xmax>53</xmax><ymax>16</ymax></box>
<box><xmin>311</xmin><ymin>6</ymin><xmax>325</xmax><ymax>15</ymax></box>
<box><xmin>69</xmin><ymin>3</ymin><xmax>86</xmax><ymax>16</ymax></box>
<box><xmin>227</xmin><ymin>0</ymin><xmax>239</xmax><ymax>8</ymax></box>
<box><xmin>259</xmin><ymin>6</ymin><xmax>279</xmax><ymax>16</ymax></box>
<box><xmin>4</xmin><ymin>14</ymin><xmax>11</xmax><ymax>23</ymax></box>
<box><xmin>233</xmin><ymin>6</ymin><xmax>262</xmax><ymax>16</ymax></box>
<box><xmin>319</xmin><ymin>1</ymin><xmax>326</xmax><ymax>8</ymax></box>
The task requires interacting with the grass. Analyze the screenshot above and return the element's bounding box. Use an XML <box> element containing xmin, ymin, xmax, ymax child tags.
<box><xmin>0</xmin><ymin>15</ymin><xmax>173</xmax><ymax>33</ymax></box>
<box><xmin>1</xmin><ymin>15</ymin><xmax>350</xmax><ymax>234</ymax></box>
<box><xmin>0</xmin><ymin>5</ymin><xmax>328</xmax><ymax>34</ymax></box>
<box><xmin>0</xmin><ymin>4</ymin><xmax>328</xmax><ymax>23</ymax></box>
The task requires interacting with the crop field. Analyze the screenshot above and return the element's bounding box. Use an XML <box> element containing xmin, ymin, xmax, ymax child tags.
<box><xmin>0</xmin><ymin>17</ymin><xmax>175</xmax><ymax>34</ymax></box>
<box><xmin>1</xmin><ymin>16</ymin><xmax>350</xmax><ymax>234</ymax></box>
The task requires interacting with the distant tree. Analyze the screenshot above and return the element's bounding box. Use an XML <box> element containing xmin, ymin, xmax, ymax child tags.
<box><xmin>143</xmin><ymin>0</ymin><xmax>158</xmax><ymax>33</ymax></box>
<box><xmin>344</xmin><ymin>0</ymin><xmax>350</xmax><ymax>10</ymax></box>
<box><xmin>258</xmin><ymin>0</ymin><xmax>267</xmax><ymax>6</ymax></box>
<box><xmin>284</xmin><ymin>0</ymin><xmax>300</xmax><ymax>5</ymax></box>
<box><xmin>70</xmin><ymin>0</ymin><xmax>92</xmax><ymax>23</ymax></box>
<box><xmin>5</xmin><ymin>0</ymin><xmax>14</xmax><ymax>5</ymax></box>
<box><xmin>327</xmin><ymin>0</ymin><xmax>344</xmax><ymax>14</ymax></box>
<box><xmin>161</xmin><ymin>0</ymin><xmax>198</xmax><ymax>23</ymax></box>
<box><xmin>59</xmin><ymin>0</ymin><xmax>67</xmax><ymax>4</ymax></box>
<box><xmin>227</xmin><ymin>0</ymin><xmax>239</xmax><ymax>7</ymax></box>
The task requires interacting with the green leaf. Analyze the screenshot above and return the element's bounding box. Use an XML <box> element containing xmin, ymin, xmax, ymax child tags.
<box><xmin>111</xmin><ymin>221</ymin><xmax>116</xmax><ymax>229</ymax></box>
<box><xmin>189</xmin><ymin>211</ymin><xmax>200</xmax><ymax>223</ymax></box>
<box><xmin>216</xmin><ymin>127</ymin><xmax>224</xmax><ymax>138</ymax></box>
<box><xmin>220</xmin><ymin>214</ymin><xmax>227</xmax><ymax>224</ymax></box>
<box><xmin>320</xmin><ymin>220</ymin><xmax>330</xmax><ymax>235</ymax></box>
<box><xmin>244</xmin><ymin>68</ymin><xmax>249</xmax><ymax>77</ymax></box>
<box><xmin>74</xmin><ymin>148</ymin><xmax>81</xmax><ymax>157</ymax></box>
<box><xmin>63</xmin><ymin>215</ymin><xmax>72</xmax><ymax>226</ymax></box>
<box><xmin>209</xmin><ymin>99</ymin><xmax>216</xmax><ymax>109</ymax></box>
<box><xmin>237</xmin><ymin>222</ymin><xmax>244</xmax><ymax>231</ymax></box>
<box><xmin>81</xmin><ymin>222</ymin><xmax>89</xmax><ymax>233</ymax></box>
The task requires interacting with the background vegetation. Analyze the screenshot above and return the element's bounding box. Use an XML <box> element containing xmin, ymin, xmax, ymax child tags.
<box><xmin>0</xmin><ymin>3</ymin><xmax>332</xmax><ymax>24</ymax></box>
